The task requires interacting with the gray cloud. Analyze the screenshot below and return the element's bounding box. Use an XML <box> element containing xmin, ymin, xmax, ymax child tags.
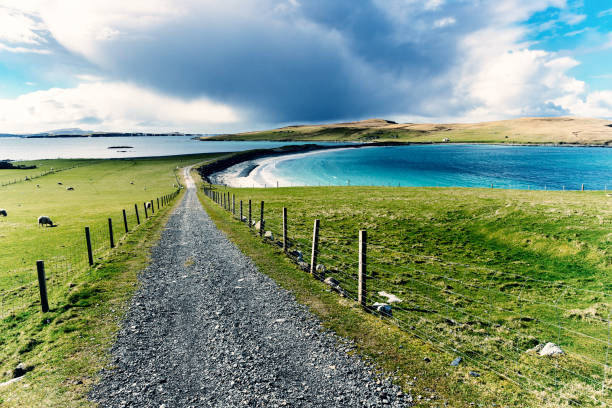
<box><xmin>87</xmin><ymin>1</ymin><xmax>497</xmax><ymax>123</ymax></box>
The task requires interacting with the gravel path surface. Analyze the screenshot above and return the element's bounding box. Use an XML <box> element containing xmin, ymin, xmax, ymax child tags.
<box><xmin>90</xmin><ymin>170</ymin><xmax>410</xmax><ymax>407</ymax></box>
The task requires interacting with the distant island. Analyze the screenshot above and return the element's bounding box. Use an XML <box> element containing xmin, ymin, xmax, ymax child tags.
<box><xmin>0</xmin><ymin>161</ymin><xmax>36</xmax><ymax>170</ymax></box>
<box><xmin>25</xmin><ymin>132</ymin><xmax>199</xmax><ymax>138</ymax></box>
<box><xmin>200</xmin><ymin>117</ymin><xmax>612</xmax><ymax>146</ymax></box>
<box><xmin>108</xmin><ymin>146</ymin><xmax>134</xmax><ymax>149</ymax></box>
<box><xmin>0</xmin><ymin>128</ymin><xmax>202</xmax><ymax>138</ymax></box>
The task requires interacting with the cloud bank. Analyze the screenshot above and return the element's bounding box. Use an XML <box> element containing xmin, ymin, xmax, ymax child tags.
<box><xmin>0</xmin><ymin>0</ymin><xmax>610</xmax><ymax>132</ymax></box>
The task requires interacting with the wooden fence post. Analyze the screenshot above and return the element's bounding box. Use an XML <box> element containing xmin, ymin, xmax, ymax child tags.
<box><xmin>310</xmin><ymin>219</ymin><xmax>320</xmax><ymax>275</ymax></box>
<box><xmin>358</xmin><ymin>230</ymin><xmax>367</xmax><ymax>308</ymax></box>
<box><xmin>135</xmin><ymin>204</ymin><xmax>140</xmax><ymax>225</ymax></box>
<box><xmin>85</xmin><ymin>227</ymin><xmax>93</xmax><ymax>266</ymax></box>
<box><xmin>240</xmin><ymin>200</ymin><xmax>243</xmax><ymax>222</ymax></box>
<box><xmin>108</xmin><ymin>218</ymin><xmax>115</xmax><ymax>248</ymax></box>
<box><xmin>144</xmin><ymin>203</ymin><xmax>148</xmax><ymax>219</ymax></box>
<box><xmin>248</xmin><ymin>200</ymin><xmax>252</xmax><ymax>228</ymax></box>
<box><xmin>233</xmin><ymin>194</ymin><xmax>236</xmax><ymax>215</ymax></box>
<box><xmin>123</xmin><ymin>209</ymin><xmax>128</xmax><ymax>233</ymax></box>
<box><xmin>259</xmin><ymin>201</ymin><xmax>265</xmax><ymax>237</ymax></box>
<box><xmin>36</xmin><ymin>260</ymin><xmax>49</xmax><ymax>313</ymax></box>
<box><xmin>283</xmin><ymin>207</ymin><xmax>288</xmax><ymax>252</ymax></box>
<box><xmin>150</xmin><ymin>200</ymin><xmax>155</xmax><ymax>214</ymax></box>
<box><xmin>157</xmin><ymin>197</ymin><xmax>160</xmax><ymax>210</ymax></box>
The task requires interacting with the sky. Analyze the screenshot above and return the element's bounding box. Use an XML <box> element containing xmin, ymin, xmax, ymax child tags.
<box><xmin>0</xmin><ymin>0</ymin><xmax>610</xmax><ymax>133</ymax></box>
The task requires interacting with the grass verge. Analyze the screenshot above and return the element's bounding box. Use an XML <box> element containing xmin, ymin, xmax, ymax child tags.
<box><xmin>0</xmin><ymin>186</ymin><xmax>183</xmax><ymax>407</ymax></box>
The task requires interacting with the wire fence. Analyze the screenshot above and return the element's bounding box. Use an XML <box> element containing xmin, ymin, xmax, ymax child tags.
<box><xmin>0</xmin><ymin>163</ymin><xmax>89</xmax><ymax>187</ymax></box>
<box><xmin>0</xmin><ymin>188</ymin><xmax>181</xmax><ymax>324</ymax></box>
<box><xmin>204</xmin><ymin>185</ymin><xmax>611</xmax><ymax>407</ymax></box>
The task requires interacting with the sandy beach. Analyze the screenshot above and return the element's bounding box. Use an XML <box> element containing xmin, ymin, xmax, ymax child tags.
<box><xmin>209</xmin><ymin>147</ymin><xmax>356</xmax><ymax>187</ymax></box>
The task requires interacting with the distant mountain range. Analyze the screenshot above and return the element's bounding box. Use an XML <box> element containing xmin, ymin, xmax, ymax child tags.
<box><xmin>0</xmin><ymin>128</ymin><xmax>202</xmax><ymax>138</ymax></box>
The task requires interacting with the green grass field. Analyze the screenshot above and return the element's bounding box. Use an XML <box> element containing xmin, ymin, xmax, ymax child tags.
<box><xmin>200</xmin><ymin>183</ymin><xmax>612</xmax><ymax>407</ymax></box>
<box><xmin>0</xmin><ymin>153</ymin><xmax>220</xmax><ymax>406</ymax></box>
<box><xmin>204</xmin><ymin>117</ymin><xmax>612</xmax><ymax>145</ymax></box>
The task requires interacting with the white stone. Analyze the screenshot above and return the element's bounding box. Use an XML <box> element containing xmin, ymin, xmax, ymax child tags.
<box><xmin>372</xmin><ymin>302</ymin><xmax>392</xmax><ymax>316</ymax></box>
<box><xmin>538</xmin><ymin>342</ymin><xmax>564</xmax><ymax>356</ymax></box>
<box><xmin>378</xmin><ymin>291</ymin><xmax>402</xmax><ymax>304</ymax></box>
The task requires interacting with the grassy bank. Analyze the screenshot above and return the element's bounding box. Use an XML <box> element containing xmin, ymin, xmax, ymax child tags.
<box><xmin>197</xmin><ymin>180</ymin><xmax>612</xmax><ymax>407</ymax></box>
<box><xmin>0</xmin><ymin>154</ymin><xmax>220</xmax><ymax>406</ymax></box>
<box><xmin>203</xmin><ymin>117</ymin><xmax>612</xmax><ymax>145</ymax></box>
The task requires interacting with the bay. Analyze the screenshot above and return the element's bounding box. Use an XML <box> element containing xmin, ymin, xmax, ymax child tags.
<box><xmin>246</xmin><ymin>144</ymin><xmax>612</xmax><ymax>190</ymax></box>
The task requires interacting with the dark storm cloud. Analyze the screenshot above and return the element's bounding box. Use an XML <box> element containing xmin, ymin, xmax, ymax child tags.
<box><xmin>89</xmin><ymin>1</ymin><xmax>504</xmax><ymax>123</ymax></box>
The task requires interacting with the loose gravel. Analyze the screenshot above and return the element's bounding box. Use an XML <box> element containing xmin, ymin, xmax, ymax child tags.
<box><xmin>90</xmin><ymin>178</ymin><xmax>411</xmax><ymax>407</ymax></box>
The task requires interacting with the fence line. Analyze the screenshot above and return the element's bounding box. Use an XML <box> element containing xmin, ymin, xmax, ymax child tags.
<box><xmin>0</xmin><ymin>163</ymin><xmax>91</xmax><ymax>187</ymax></box>
<box><xmin>0</xmin><ymin>187</ymin><xmax>182</xmax><ymax>324</ymax></box>
<box><xmin>202</xmin><ymin>184</ymin><xmax>611</xmax><ymax>406</ymax></box>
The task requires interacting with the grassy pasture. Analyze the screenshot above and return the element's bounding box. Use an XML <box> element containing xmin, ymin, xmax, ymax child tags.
<box><xmin>0</xmin><ymin>153</ymin><xmax>219</xmax><ymax>406</ymax></box>
<box><xmin>204</xmin><ymin>183</ymin><xmax>612</xmax><ymax>406</ymax></box>
<box><xmin>205</xmin><ymin>117</ymin><xmax>612</xmax><ymax>145</ymax></box>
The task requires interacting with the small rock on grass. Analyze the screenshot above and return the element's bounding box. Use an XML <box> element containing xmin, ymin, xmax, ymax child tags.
<box><xmin>538</xmin><ymin>342</ymin><xmax>564</xmax><ymax>356</ymax></box>
<box><xmin>450</xmin><ymin>357</ymin><xmax>462</xmax><ymax>366</ymax></box>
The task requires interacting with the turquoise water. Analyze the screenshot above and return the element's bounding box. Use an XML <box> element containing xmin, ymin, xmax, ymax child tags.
<box><xmin>0</xmin><ymin>136</ymin><xmax>340</xmax><ymax>160</ymax></box>
<box><xmin>268</xmin><ymin>144</ymin><xmax>612</xmax><ymax>190</ymax></box>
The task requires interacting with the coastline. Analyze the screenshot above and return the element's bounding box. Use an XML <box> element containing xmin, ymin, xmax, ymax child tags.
<box><xmin>210</xmin><ymin>147</ymin><xmax>359</xmax><ymax>187</ymax></box>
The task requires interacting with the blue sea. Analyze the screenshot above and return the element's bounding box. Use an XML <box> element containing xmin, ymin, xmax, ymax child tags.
<box><xmin>260</xmin><ymin>144</ymin><xmax>612</xmax><ymax>190</ymax></box>
<box><xmin>0</xmin><ymin>136</ymin><xmax>339</xmax><ymax>160</ymax></box>
<box><xmin>3</xmin><ymin>137</ymin><xmax>612</xmax><ymax>190</ymax></box>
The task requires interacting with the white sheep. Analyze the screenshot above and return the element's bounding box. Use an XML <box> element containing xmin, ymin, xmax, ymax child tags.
<box><xmin>66</xmin><ymin>186</ymin><xmax>74</xmax><ymax>191</ymax></box>
<box><xmin>36</xmin><ymin>184</ymin><xmax>40</xmax><ymax>188</ymax></box>
<box><xmin>146</xmin><ymin>202</ymin><xmax>152</xmax><ymax>209</ymax></box>
<box><xmin>38</xmin><ymin>216</ymin><xmax>53</xmax><ymax>227</ymax></box>
<box><xmin>57</xmin><ymin>182</ymin><xmax>63</xmax><ymax>185</ymax></box>
<box><xmin>130</xmin><ymin>181</ymin><xmax>134</xmax><ymax>185</ymax></box>
<box><xmin>0</xmin><ymin>209</ymin><xmax>7</xmax><ymax>217</ymax></box>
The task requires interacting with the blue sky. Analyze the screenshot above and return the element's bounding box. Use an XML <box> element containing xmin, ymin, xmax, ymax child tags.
<box><xmin>0</xmin><ymin>0</ymin><xmax>610</xmax><ymax>133</ymax></box>
<box><xmin>526</xmin><ymin>1</ymin><xmax>612</xmax><ymax>90</ymax></box>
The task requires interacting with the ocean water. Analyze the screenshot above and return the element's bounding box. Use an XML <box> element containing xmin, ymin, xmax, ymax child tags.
<box><xmin>260</xmin><ymin>144</ymin><xmax>612</xmax><ymax>190</ymax></box>
<box><xmin>0</xmin><ymin>136</ymin><xmax>340</xmax><ymax>160</ymax></box>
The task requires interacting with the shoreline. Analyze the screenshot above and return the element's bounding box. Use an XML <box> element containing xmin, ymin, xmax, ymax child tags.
<box><xmin>199</xmin><ymin>141</ymin><xmax>612</xmax><ymax>188</ymax></box>
<box><xmin>210</xmin><ymin>147</ymin><xmax>359</xmax><ymax>188</ymax></box>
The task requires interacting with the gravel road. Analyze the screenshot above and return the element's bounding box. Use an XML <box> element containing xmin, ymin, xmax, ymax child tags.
<box><xmin>90</xmin><ymin>170</ymin><xmax>410</xmax><ymax>407</ymax></box>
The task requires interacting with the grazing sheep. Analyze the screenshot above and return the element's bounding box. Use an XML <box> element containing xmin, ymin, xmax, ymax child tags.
<box><xmin>38</xmin><ymin>216</ymin><xmax>53</xmax><ymax>227</ymax></box>
<box><xmin>58</xmin><ymin>182</ymin><xmax>63</xmax><ymax>185</ymax></box>
<box><xmin>0</xmin><ymin>209</ymin><xmax>7</xmax><ymax>217</ymax></box>
<box><xmin>36</xmin><ymin>184</ymin><xmax>40</xmax><ymax>188</ymax></box>
<box><xmin>146</xmin><ymin>202</ymin><xmax>152</xmax><ymax>209</ymax></box>
<box><xmin>66</xmin><ymin>186</ymin><xmax>74</xmax><ymax>191</ymax></box>
<box><xmin>130</xmin><ymin>181</ymin><xmax>134</xmax><ymax>185</ymax></box>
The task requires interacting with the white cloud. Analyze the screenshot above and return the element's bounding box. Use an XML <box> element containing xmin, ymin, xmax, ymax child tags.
<box><xmin>0</xmin><ymin>43</ymin><xmax>50</xmax><ymax>54</ymax></box>
<box><xmin>606</xmin><ymin>32</ymin><xmax>612</xmax><ymax>48</ymax></box>
<box><xmin>0</xmin><ymin>81</ymin><xmax>240</xmax><ymax>133</ymax></box>
<box><xmin>75</xmin><ymin>74</ymin><xmax>105</xmax><ymax>82</ymax></box>
<box><xmin>598</xmin><ymin>8</ymin><xmax>612</xmax><ymax>18</ymax></box>
<box><xmin>0</xmin><ymin>0</ymin><xmax>611</xmax><ymax>130</ymax></box>
<box><xmin>0</xmin><ymin>6</ymin><xmax>46</xmax><ymax>44</ymax></box>
<box><xmin>433</xmin><ymin>17</ymin><xmax>456</xmax><ymax>28</ymax></box>
<box><xmin>560</xmin><ymin>12</ymin><xmax>586</xmax><ymax>25</ymax></box>
<box><xmin>424</xmin><ymin>0</ymin><xmax>444</xmax><ymax>11</ymax></box>
<box><xmin>564</xmin><ymin>27</ymin><xmax>589</xmax><ymax>37</ymax></box>
<box><xmin>554</xmin><ymin>90</ymin><xmax>612</xmax><ymax>118</ymax></box>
